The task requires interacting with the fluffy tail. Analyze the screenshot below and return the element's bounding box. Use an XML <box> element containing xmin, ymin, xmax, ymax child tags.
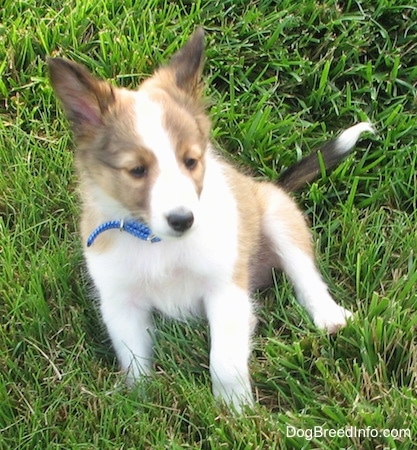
<box><xmin>278</xmin><ymin>122</ymin><xmax>375</xmax><ymax>191</ymax></box>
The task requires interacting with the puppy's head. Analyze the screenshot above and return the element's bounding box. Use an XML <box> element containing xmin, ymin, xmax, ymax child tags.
<box><xmin>48</xmin><ymin>28</ymin><xmax>210</xmax><ymax>239</ymax></box>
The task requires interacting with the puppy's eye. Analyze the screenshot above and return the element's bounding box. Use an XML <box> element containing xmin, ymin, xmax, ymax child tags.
<box><xmin>129</xmin><ymin>166</ymin><xmax>147</xmax><ymax>178</ymax></box>
<box><xmin>184</xmin><ymin>157</ymin><xmax>198</xmax><ymax>171</ymax></box>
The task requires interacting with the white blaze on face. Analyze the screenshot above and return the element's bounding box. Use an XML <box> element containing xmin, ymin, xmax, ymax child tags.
<box><xmin>133</xmin><ymin>91</ymin><xmax>201</xmax><ymax>238</ymax></box>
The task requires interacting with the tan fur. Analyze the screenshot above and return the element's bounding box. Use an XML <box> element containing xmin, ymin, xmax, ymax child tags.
<box><xmin>225</xmin><ymin>166</ymin><xmax>314</xmax><ymax>291</ymax></box>
<box><xmin>222</xmin><ymin>165</ymin><xmax>262</xmax><ymax>290</ymax></box>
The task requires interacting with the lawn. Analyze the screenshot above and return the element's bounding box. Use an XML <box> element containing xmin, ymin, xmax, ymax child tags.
<box><xmin>1</xmin><ymin>0</ymin><xmax>416</xmax><ymax>448</ymax></box>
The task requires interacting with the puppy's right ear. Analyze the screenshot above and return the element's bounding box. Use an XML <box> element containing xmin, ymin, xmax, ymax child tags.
<box><xmin>165</xmin><ymin>27</ymin><xmax>205</xmax><ymax>99</ymax></box>
<box><xmin>48</xmin><ymin>58</ymin><xmax>115</xmax><ymax>136</ymax></box>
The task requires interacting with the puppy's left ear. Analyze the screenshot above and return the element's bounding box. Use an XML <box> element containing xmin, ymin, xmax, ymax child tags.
<box><xmin>48</xmin><ymin>57</ymin><xmax>115</xmax><ymax>139</ymax></box>
<box><xmin>166</xmin><ymin>27</ymin><xmax>205</xmax><ymax>98</ymax></box>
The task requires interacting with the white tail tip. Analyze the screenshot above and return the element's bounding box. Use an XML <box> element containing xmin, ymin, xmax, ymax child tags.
<box><xmin>336</xmin><ymin>122</ymin><xmax>375</xmax><ymax>154</ymax></box>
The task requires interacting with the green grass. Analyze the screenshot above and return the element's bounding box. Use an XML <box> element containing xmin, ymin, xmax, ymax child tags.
<box><xmin>1</xmin><ymin>0</ymin><xmax>416</xmax><ymax>448</ymax></box>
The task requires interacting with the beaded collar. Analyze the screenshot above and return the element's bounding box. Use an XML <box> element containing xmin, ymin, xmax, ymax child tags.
<box><xmin>86</xmin><ymin>219</ymin><xmax>161</xmax><ymax>247</ymax></box>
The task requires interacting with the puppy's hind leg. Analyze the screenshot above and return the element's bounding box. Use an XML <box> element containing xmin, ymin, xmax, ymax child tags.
<box><xmin>260</xmin><ymin>184</ymin><xmax>352</xmax><ymax>333</ymax></box>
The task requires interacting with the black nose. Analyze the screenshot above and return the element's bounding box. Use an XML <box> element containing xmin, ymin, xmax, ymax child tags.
<box><xmin>167</xmin><ymin>208</ymin><xmax>194</xmax><ymax>233</ymax></box>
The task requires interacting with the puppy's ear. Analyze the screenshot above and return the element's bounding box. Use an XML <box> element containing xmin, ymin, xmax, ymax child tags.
<box><xmin>48</xmin><ymin>58</ymin><xmax>115</xmax><ymax>137</ymax></box>
<box><xmin>166</xmin><ymin>27</ymin><xmax>205</xmax><ymax>98</ymax></box>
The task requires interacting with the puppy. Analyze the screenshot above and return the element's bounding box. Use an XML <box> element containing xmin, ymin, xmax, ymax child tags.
<box><xmin>48</xmin><ymin>28</ymin><xmax>373</xmax><ymax>410</ymax></box>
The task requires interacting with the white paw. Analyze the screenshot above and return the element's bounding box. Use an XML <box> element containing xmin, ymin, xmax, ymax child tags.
<box><xmin>123</xmin><ymin>360</ymin><xmax>153</xmax><ymax>389</ymax></box>
<box><xmin>313</xmin><ymin>304</ymin><xmax>353</xmax><ymax>334</ymax></box>
<box><xmin>212</xmin><ymin>378</ymin><xmax>254</xmax><ymax>413</ymax></box>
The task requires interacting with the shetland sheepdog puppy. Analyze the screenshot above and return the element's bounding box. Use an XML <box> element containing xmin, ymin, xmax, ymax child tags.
<box><xmin>49</xmin><ymin>28</ymin><xmax>373</xmax><ymax>411</ymax></box>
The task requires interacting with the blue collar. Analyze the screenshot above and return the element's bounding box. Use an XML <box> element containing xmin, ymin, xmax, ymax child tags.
<box><xmin>86</xmin><ymin>219</ymin><xmax>161</xmax><ymax>247</ymax></box>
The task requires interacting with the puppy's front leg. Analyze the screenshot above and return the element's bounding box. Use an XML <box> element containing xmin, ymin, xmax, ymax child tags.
<box><xmin>204</xmin><ymin>285</ymin><xmax>255</xmax><ymax>411</ymax></box>
<box><xmin>99</xmin><ymin>294</ymin><xmax>154</xmax><ymax>386</ymax></box>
